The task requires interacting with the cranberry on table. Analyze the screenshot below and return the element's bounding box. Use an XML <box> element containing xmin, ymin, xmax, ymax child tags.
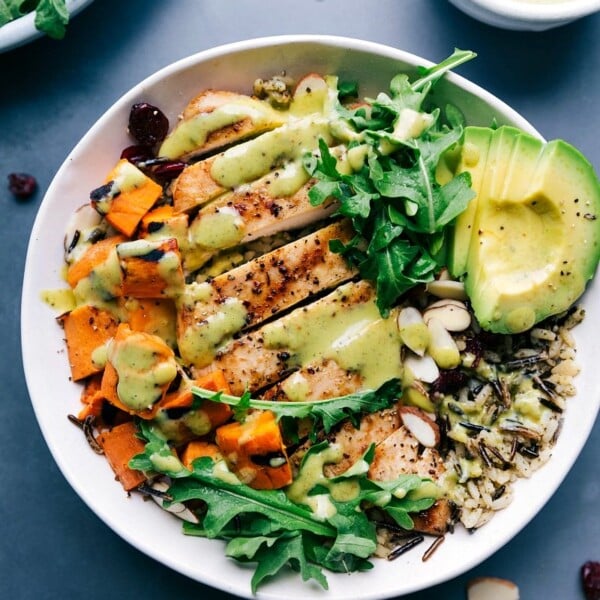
<box><xmin>7</xmin><ymin>173</ymin><xmax>37</xmax><ymax>199</ymax></box>
<box><xmin>583</xmin><ymin>561</ymin><xmax>600</xmax><ymax>600</ymax></box>
<box><xmin>128</xmin><ymin>103</ymin><xmax>169</xmax><ymax>146</ymax></box>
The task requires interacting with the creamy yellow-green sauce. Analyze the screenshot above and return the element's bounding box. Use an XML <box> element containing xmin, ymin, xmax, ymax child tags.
<box><xmin>107</xmin><ymin>331</ymin><xmax>178</xmax><ymax>411</ymax></box>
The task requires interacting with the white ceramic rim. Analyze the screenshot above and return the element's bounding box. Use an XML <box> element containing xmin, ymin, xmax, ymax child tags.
<box><xmin>0</xmin><ymin>0</ymin><xmax>94</xmax><ymax>53</ymax></box>
<box><xmin>466</xmin><ymin>0</ymin><xmax>600</xmax><ymax>21</ymax></box>
<box><xmin>21</xmin><ymin>35</ymin><xmax>600</xmax><ymax>599</ymax></box>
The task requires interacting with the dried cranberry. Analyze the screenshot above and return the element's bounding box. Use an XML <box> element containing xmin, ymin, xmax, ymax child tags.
<box><xmin>128</xmin><ymin>102</ymin><xmax>169</xmax><ymax>146</ymax></box>
<box><xmin>583</xmin><ymin>561</ymin><xmax>600</xmax><ymax>600</ymax></box>
<box><xmin>465</xmin><ymin>336</ymin><xmax>485</xmax><ymax>366</ymax></box>
<box><xmin>7</xmin><ymin>172</ymin><xmax>37</xmax><ymax>199</ymax></box>
<box><xmin>150</xmin><ymin>160</ymin><xmax>186</xmax><ymax>183</ymax></box>
<box><xmin>120</xmin><ymin>144</ymin><xmax>155</xmax><ymax>165</ymax></box>
<box><xmin>431</xmin><ymin>369</ymin><xmax>468</xmax><ymax>394</ymax></box>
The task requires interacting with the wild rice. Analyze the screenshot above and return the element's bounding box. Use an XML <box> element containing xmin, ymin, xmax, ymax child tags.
<box><xmin>440</xmin><ymin>308</ymin><xmax>583</xmax><ymax>530</ymax></box>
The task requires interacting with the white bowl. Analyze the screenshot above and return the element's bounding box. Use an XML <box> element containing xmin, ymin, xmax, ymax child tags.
<box><xmin>21</xmin><ymin>35</ymin><xmax>600</xmax><ymax>599</ymax></box>
<box><xmin>0</xmin><ymin>0</ymin><xmax>94</xmax><ymax>53</ymax></box>
<box><xmin>449</xmin><ymin>0</ymin><xmax>600</xmax><ymax>30</ymax></box>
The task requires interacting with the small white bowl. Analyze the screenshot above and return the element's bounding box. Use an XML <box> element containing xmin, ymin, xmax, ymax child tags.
<box><xmin>449</xmin><ymin>0</ymin><xmax>600</xmax><ymax>30</ymax></box>
<box><xmin>0</xmin><ymin>0</ymin><xmax>94</xmax><ymax>53</ymax></box>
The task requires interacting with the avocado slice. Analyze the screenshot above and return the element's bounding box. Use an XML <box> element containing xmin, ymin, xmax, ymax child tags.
<box><xmin>446</xmin><ymin>127</ymin><xmax>493</xmax><ymax>278</ymax></box>
<box><xmin>457</xmin><ymin>130</ymin><xmax>600</xmax><ymax>333</ymax></box>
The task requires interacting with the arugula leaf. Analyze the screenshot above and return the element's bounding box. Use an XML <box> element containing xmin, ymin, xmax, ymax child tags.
<box><xmin>235</xmin><ymin>532</ymin><xmax>329</xmax><ymax>593</ymax></box>
<box><xmin>128</xmin><ymin>420</ymin><xmax>188</xmax><ymax>478</ymax></box>
<box><xmin>34</xmin><ymin>0</ymin><xmax>68</xmax><ymax>39</ymax></box>
<box><xmin>192</xmin><ymin>378</ymin><xmax>401</xmax><ymax>437</ymax></box>
<box><xmin>306</xmin><ymin>49</ymin><xmax>477</xmax><ymax>315</ymax></box>
<box><xmin>169</xmin><ymin>458</ymin><xmax>335</xmax><ymax>538</ymax></box>
<box><xmin>412</xmin><ymin>49</ymin><xmax>477</xmax><ymax>92</ymax></box>
<box><xmin>0</xmin><ymin>0</ymin><xmax>70</xmax><ymax>37</ymax></box>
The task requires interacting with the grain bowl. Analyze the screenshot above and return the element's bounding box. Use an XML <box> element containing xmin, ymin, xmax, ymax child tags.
<box><xmin>21</xmin><ymin>35</ymin><xmax>600</xmax><ymax>599</ymax></box>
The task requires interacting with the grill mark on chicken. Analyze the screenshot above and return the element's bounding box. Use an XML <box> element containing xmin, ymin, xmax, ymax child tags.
<box><xmin>194</xmin><ymin>280</ymin><xmax>374</xmax><ymax>394</ymax></box>
<box><xmin>189</xmin><ymin>178</ymin><xmax>338</xmax><ymax>250</ymax></box>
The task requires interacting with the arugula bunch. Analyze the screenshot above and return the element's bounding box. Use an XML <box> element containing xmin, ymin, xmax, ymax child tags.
<box><xmin>0</xmin><ymin>0</ymin><xmax>69</xmax><ymax>39</ymax></box>
<box><xmin>305</xmin><ymin>49</ymin><xmax>477</xmax><ymax>315</ymax></box>
<box><xmin>131</xmin><ymin>422</ymin><xmax>437</xmax><ymax>593</ymax></box>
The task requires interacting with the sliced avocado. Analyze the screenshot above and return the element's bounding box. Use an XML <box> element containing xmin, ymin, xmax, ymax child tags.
<box><xmin>499</xmin><ymin>133</ymin><xmax>544</xmax><ymax>202</ymax></box>
<box><xmin>465</xmin><ymin>127</ymin><xmax>523</xmax><ymax>287</ymax></box>
<box><xmin>446</xmin><ymin>126</ymin><xmax>493</xmax><ymax>277</ymax></box>
<box><xmin>463</xmin><ymin>134</ymin><xmax>600</xmax><ymax>333</ymax></box>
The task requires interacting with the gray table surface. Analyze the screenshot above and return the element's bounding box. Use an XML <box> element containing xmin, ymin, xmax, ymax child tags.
<box><xmin>1</xmin><ymin>1</ymin><xmax>599</xmax><ymax>598</ymax></box>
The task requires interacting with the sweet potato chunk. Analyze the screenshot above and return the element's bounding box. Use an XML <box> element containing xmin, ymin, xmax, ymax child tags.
<box><xmin>58</xmin><ymin>304</ymin><xmax>119</xmax><ymax>381</ymax></box>
<box><xmin>118</xmin><ymin>238</ymin><xmax>184</xmax><ymax>298</ymax></box>
<box><xmin>216</xmin><ymin>410</ymin><xmax>292</xmax><ymax>490</ymax></box>
<box><xmin>97</xmin><ymin>421</ymin><xmax>147</xmax><ymax>491</ymax></box>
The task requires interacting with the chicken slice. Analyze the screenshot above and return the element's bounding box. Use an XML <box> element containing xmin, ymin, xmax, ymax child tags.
<box><xmin>177</xmin><ymin>221</ymin><xmax>357</xmax><ymax>367</ymax></box>
<box><xmin>159</xmin><ymin>90</ymin><xmax>286</xmax><ymax>161</ymax></box>
<box><xmin>368</xmin><ymin>425</ymin><xmax>446</xmax><ymax>481</ymax></box>
<box><xmin>193</xmin><ymin>280</ymin><xmax>375</xmax><ymax>393</ymax></box>
<box><xmin>290</xmin><ymin>407</ymin><xmax>451</xmax><ymax>535</ymax></box>
<box><xmin>262</xmin><ymin>358</ymin><xmax>363</xmax><ymax>402</ymax></box>
<box><xmin>172</xmin><ymin>116</ymin><xmax>334</xmax><ymax>214</ymax></box>
<box><xmin>187</xmin><ymin>161</ymin><xmax>337</xmax><ymax>254</ymax></box>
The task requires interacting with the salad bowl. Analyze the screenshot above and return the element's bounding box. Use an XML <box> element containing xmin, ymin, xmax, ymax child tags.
<box><xmin>21</xmin><ymin>35</ymin><xmax>600</xmax><ymax>599</ymax></box>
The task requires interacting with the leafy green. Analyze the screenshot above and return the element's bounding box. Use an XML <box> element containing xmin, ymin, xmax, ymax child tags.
<box><xmin>192</xmin><ymin>378</ymin><xmax>401</xmax><ymax>437</ymax></box>
<box><xmin>131</xmin><ymin>436</ymin><xmax>438</xmax><ymax>592</ymax></box>
<box><xmin>0</xmin><ymin>0</ymin><xmax>69</xmax><ymax>39</ymax></box>
<box><xmin>305</xmin><ymin>49</ymin><xmax>477</xmax><ymax>315</ymax></box>
<box><xmin>34</xmin><ymin>0</ymin><xmax>68</xmax><ymax>39</ymax></box>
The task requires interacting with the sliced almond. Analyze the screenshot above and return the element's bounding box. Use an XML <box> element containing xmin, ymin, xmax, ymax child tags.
<box><xmin>427</xmin><ymin>317</ymin><xmax>461</xmax><ymax>369</ymax></box>
<box><xmin>404</xmin><ymin>352</ymin><xmax>440</xmax><ymax>384</ymax></box>
<box><xmin>398</xmin><ymin>306</ymin><xmax>430</xmax><ymax>356</ymax></box>
<box><xmin>399</xmin><ymin>406</ymin><xmax>440</xmax><ymax>448</ymax></box>
<box><xmin>467</xmin><ymin>577</ymin><xmax>520</xmax><ymax>600</ymax></box>
<box><xmin>402</xmin><ymin>380</ymin><xmax>436</xmax><ymax>413</ymax></box>
<box><xmin>423</xmin><ymin>299</ymin><xmax>471</xmax><ymax>332</ymax></box>
<box><xmin>426</xmin><ymin>278</ymin><xmax>467</xmax><ymax>301</ymax></box>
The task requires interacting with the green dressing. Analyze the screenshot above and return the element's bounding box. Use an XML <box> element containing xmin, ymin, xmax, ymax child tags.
<box><xmin>263</xmin><ymin>291</ymin><xmax>402</xmax><ymax>393</ymax></box>
<box><xmin>108</xmin><ymin>332</ymin><xmax>178</xmax><ymax>411</ymax></box>
<box><xmin>40</xmin><ymin>288</ymin><xmax>76</xmax><ymax>313</ymax></box>
<box><xmin>149</xmin><ymin>452</ymin><xmax>186</xmax><ymax>474</ymax></box>
<box><xmin>261</xmin><ymin>160</ymin><xmax>311</xmax><ymax>198</ymax></box>
<box><xmin>158</xmin><ymin>99</ymin><xmax>284</xmax><ymax>159</ymax></box>
<box><xmin>178</xmin><ymin>288</ymin><xmax>248</xmax><ymax>367</ymax></box>
<box><xmin>210</xmin><ymin>117</ymin><xmax>333</xmax><ymax>189</ymax></box>
<box><xmin>189</xmin><ymin>206</ymin><xmax>245</xmax><ymax>249</ymax></box>
<box><xmin>286</xmin><ymin>444</ymin><xmax>360</xmax><ymax>519</ymax></box>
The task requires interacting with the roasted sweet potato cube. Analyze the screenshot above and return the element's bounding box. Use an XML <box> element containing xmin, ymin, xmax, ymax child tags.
<box><xmin>100</xmin><ymin>323</ymin><xmax>177</xmax><ymax>419</ymax></box>
<box><xmin>216</xmin><ymin>410</ymin><xmax>292</xmax><ymax>490</ymax></box>
<box><xmin>180</xmin><ymin>440</ymin><xmax>223</xmax><ymax>470</ymax></box>
<box><xmin>66</xmin><ymin>235</ymin><xmax>125</xmax><ymax>292</ymax></box>
<box><xmin>58</xmin><ymin>304</ymin><xmax>119</xmax><ymax>381</ymax></box>
<box><xmin>126</xmin><ymin>298</ymin><xmax>177</xmax><ymax>349</ymax></box>
<box><xmin>117</xmin><ymin>238</ymin><xmax>184</xmax><ymax>298</ymax></box>
<box><xmin>97</xmin><ymin>421</ymin><xmax>147</xmax><ymax>491</ymax></box>
<box><xmin>92</xmin><ymin>159</ymin><xmax>163</xmax><ymax>237</ymax></box>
